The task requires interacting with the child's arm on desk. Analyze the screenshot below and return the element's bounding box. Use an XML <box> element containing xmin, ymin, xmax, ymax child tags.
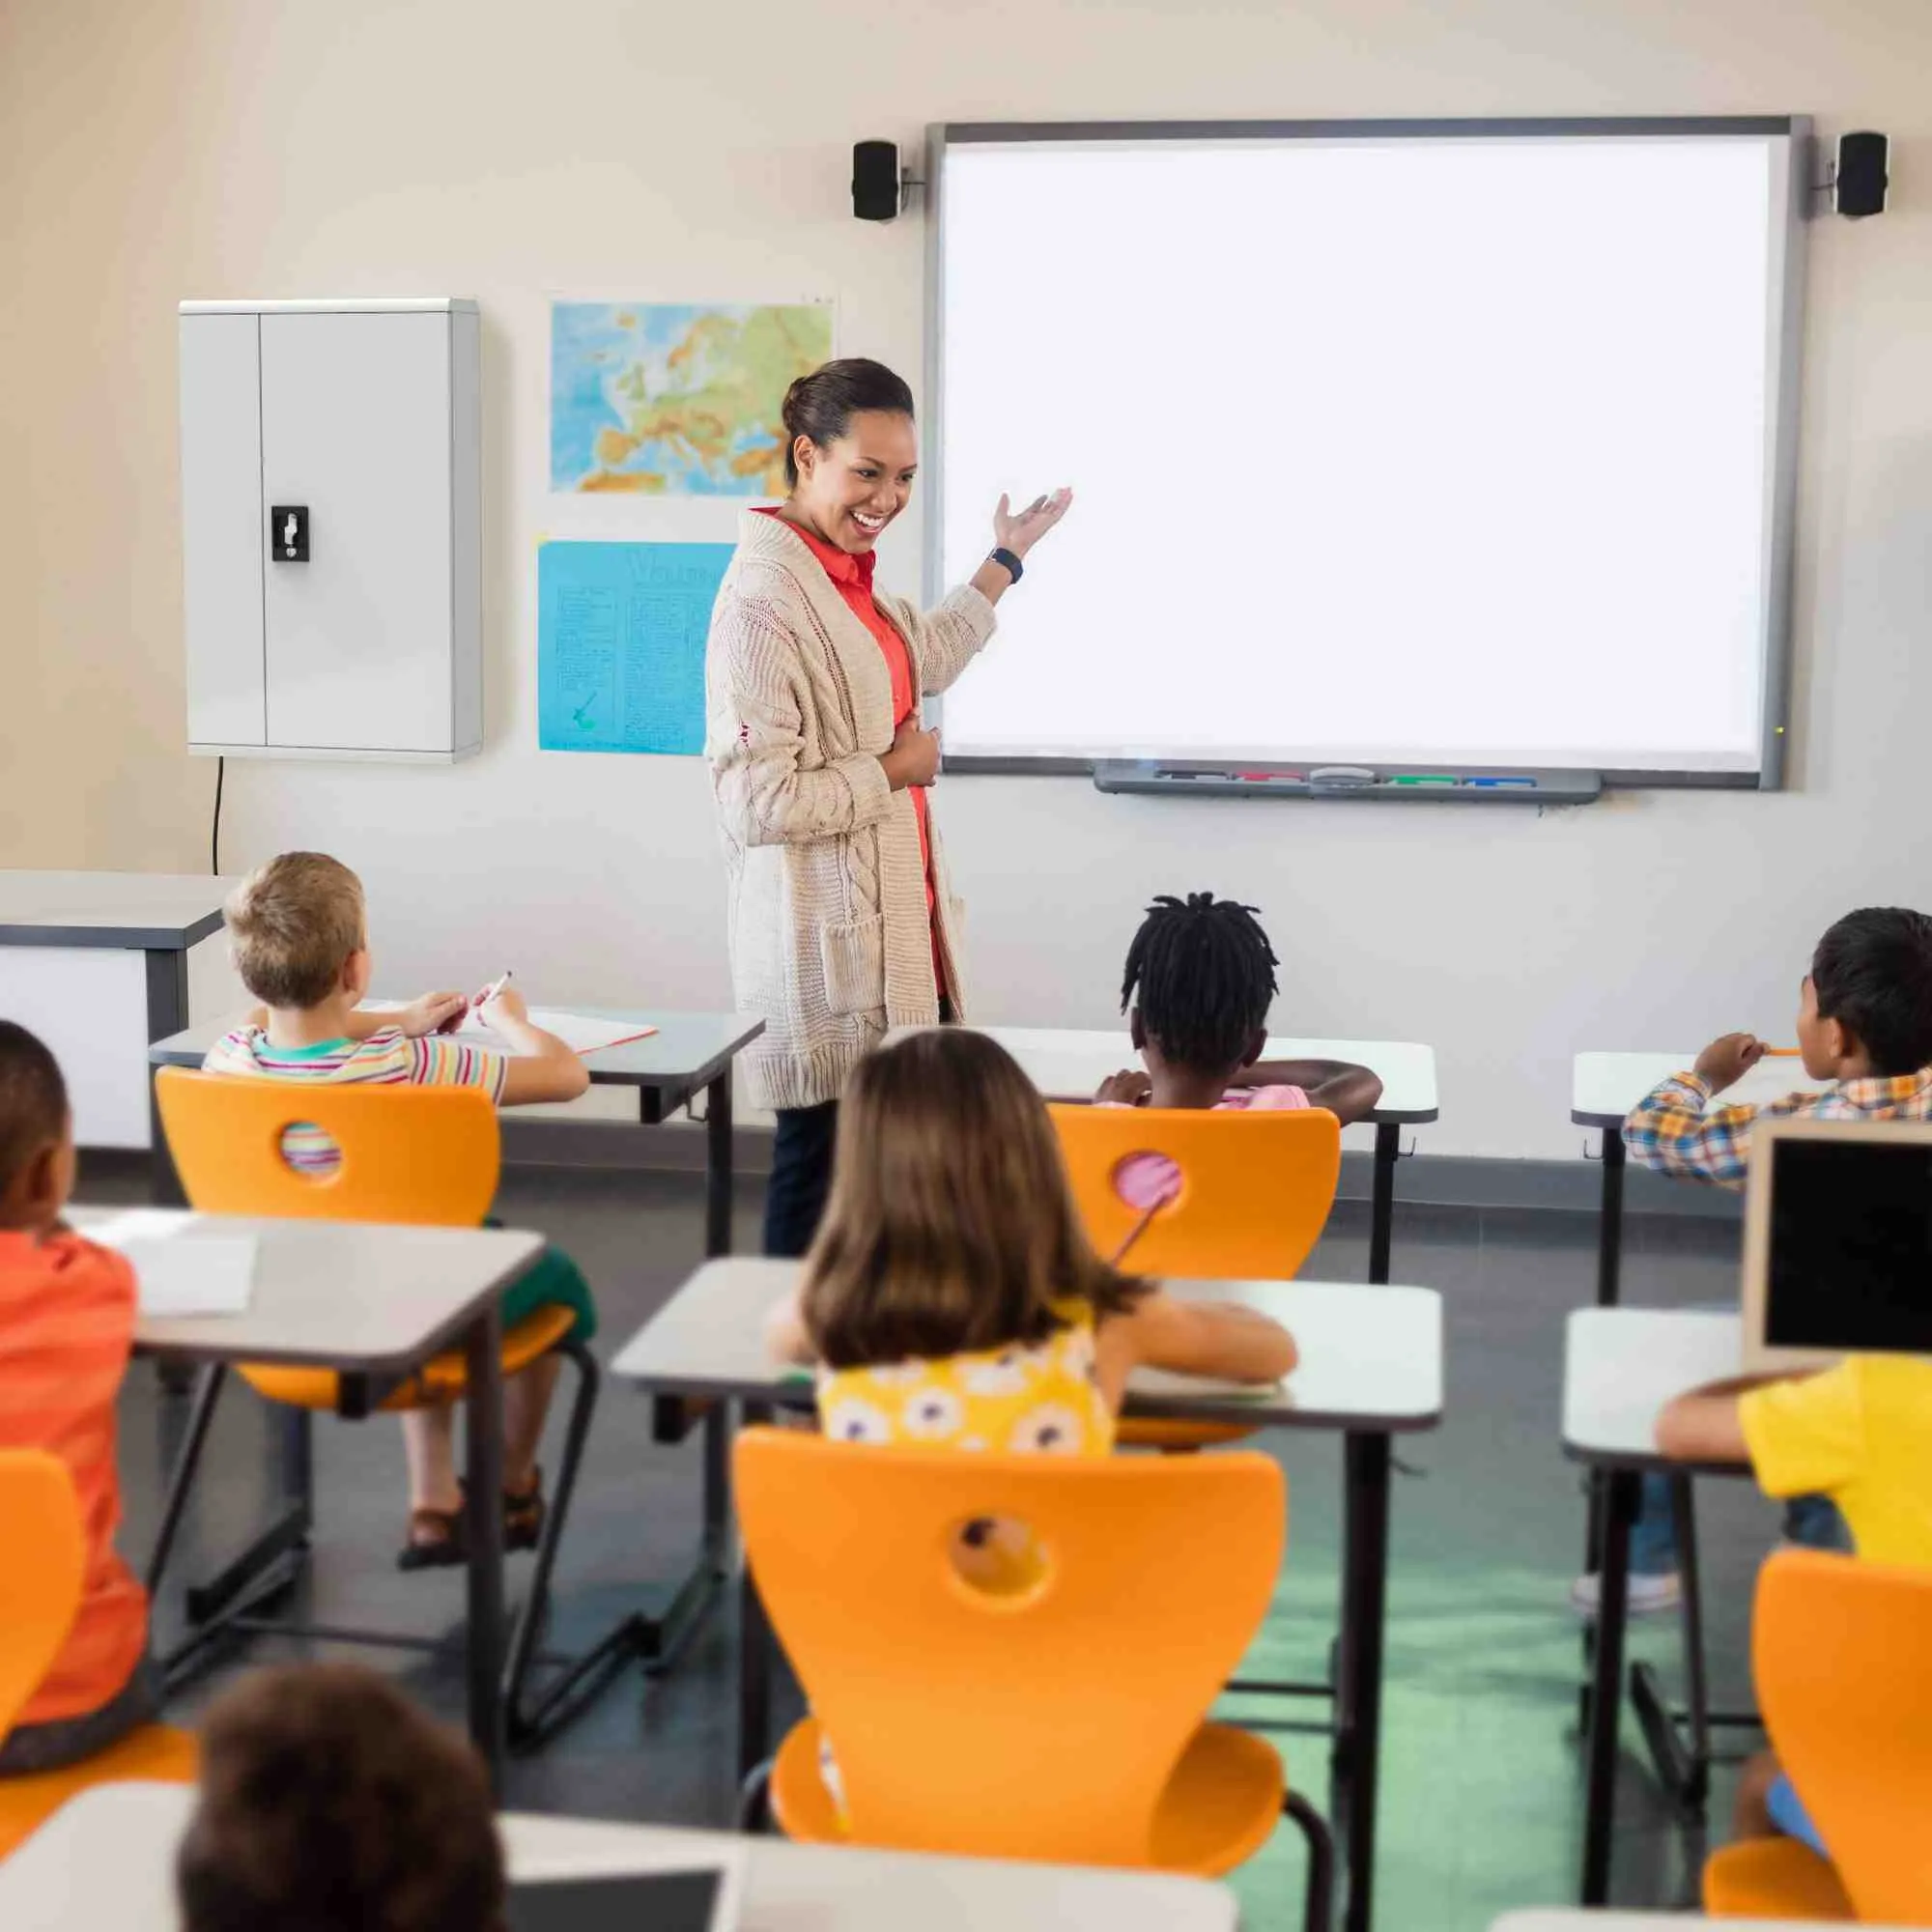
<box><xmin>480</xmin><ymin>990</ymin><xmax>592</xmax><ymax>1105</ymax></box>
<box><xmin>1656</xmin><ymin>1373</ymin><xmax>1804</xmax><ymax>1463</ymax></box>
<box><xmin>1623</xmin><ymin>1035</ymin><xmax>1799</xmax><ymax>1186</ymax></box>
<box><xmin>1231</xmin><ymin>1058</ymin><xmax>1383</xmax><ymax>1124</ymax></box>
<box><xmin>764</xmin><ymin>1290</ymin><xmax>815</xmax><ymax>1368</ymax></box>
<box><xmin>1095</xmin><ymin>1291</ymin><xmax>1295</xmax><ymax>1406</ymax></box>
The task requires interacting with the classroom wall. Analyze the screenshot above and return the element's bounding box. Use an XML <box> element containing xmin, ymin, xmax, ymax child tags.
<box><xmin>4</xmin><ymin>0</ymin><xmax>1930</xmax><ymax>1160</ymax></box>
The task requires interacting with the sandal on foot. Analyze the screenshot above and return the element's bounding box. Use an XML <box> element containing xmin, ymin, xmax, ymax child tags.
<box><xmin>504</xmin><ymin>1468</ymin><xmax>546</xmax><ymax>1553</ymax></box>
<box><xmin>397</xmin><ymin>1504</ymin><xmax>469</xmax><ymax>1571</ymax></box>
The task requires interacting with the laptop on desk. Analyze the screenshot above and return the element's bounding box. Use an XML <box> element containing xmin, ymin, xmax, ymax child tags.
<box><xmin>1742</xmin><ymin>1117</ymin><xmax>1932</xmax><ymax>1374</ymax></box>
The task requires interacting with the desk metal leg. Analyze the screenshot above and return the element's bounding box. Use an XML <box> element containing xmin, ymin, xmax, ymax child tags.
<box><xmin>705</xmin><ymin>1070</ymin><xmax>734</xmax><ymax>1259</ymax></box>
<box><xmin>464</xmin><ymin>1303</ymin><xmax>507</xmax><ymax>1788</ymax></box>
<box><xmin>1368</xmin><ymin>1122</ymin><xmax>1399</xmax><ymax>1285</ymax></box>
<box><xmin>145</xmin><ymin>952</ymin><xmax>189</xmax><ymax>1208</ymax></box>
<box><xmin>1581</xmin><ymin>1467</ymin><xmax>1637</xmax><ymax>1905</ymax></box>
<box><xmin>1595</xmin><ymin>1132</ymin><xmax>1626</xmax><ymax>1309</ymax></box>
<box><xmin>737</xmin><ymin>1400</ymin><xmax>775</xmax><ymax>1782</ymax></box>
<box><xmin>1335</xmin><ymin>1432</ymin><xmax>1392</xmax><ymax>1932</ymax></box>
<box><xmin>1631</xmin><ymin>1473</ymin><xmax>1718</xmax><ymax>1817</ymax></box>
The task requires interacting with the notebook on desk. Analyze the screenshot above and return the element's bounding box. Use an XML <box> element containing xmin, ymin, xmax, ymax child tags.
<box><xmin>86</xmin><ymin>1209</ymin><xmax>256</xmax><ymax>1318</ymax></box>
<box><xmin>1742</xmin><ymin>1117</ymin><xmax>1932</xmax><ymax>1373</ymax></box>
<box><xmin>359</xmin><ymin>1001</ymin><xmax>656</xmax><ymax>1057</ymax></box>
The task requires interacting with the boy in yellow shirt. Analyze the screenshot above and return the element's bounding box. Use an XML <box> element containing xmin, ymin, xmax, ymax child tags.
<box><xmin>1657</xmin><ymin>1355</ymin><xmax>1932</xmax><ymax>1859</ymax></box>
<box><xmin>203</xmin><ymin>852</ymin><xmax>596</xmax><ymax>1569</ymax></box>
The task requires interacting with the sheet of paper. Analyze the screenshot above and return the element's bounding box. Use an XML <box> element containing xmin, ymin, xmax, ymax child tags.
<box><xmin>357</xmin><ymin>1002</ymin><xmax>656</xmax><ymax>1058</ymax></box>
<box><xmin>90</xmin><ymin>1215</ymin><xmax>256</xmax><ymax>1318</ymax></box>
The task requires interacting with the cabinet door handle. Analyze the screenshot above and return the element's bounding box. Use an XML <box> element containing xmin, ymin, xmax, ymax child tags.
<box><xmin>270</xmin><ymin>504</ymin><xmax>309</xmax><ymax>562</ymax></box>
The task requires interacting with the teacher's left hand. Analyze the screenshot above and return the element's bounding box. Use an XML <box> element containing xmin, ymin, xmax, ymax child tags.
<box><xmin>995</xmin><ymin>487</ymin><xmax>1073</xmax><ymax>558</ymax></box>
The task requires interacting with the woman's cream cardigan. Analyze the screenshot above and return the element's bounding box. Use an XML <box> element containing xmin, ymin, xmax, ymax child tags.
<box><xmin>704</xmin><ymin>510</ymin><xmax>997</xmax><ymax>1112</ymax></box>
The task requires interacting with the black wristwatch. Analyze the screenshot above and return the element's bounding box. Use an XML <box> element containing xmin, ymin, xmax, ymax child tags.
<box><xmin>989</xmin><ymin>546</ymin><xmax>1024</xmax><ymax>584</ymax></box>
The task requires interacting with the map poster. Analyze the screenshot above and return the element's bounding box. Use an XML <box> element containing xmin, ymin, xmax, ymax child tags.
<box><xmin>550</xmin><ymin>301</ymin><xmax>833</xmax><ymax>496</ymax></box>
<box><xmin>536</xmin><ymin>541</ymin><xmax>734</xmax><ymax>755</ymax></box>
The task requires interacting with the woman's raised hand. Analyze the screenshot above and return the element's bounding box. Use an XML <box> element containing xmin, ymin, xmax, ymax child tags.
<box><xmin>994</xmin><ymin>487</ymin><xmax>1073</xmax><ymax>558</ymax></box>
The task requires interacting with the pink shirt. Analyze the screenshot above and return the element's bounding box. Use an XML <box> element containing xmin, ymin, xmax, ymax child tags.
<box><xmin>1110</xmin><ymin>1085</ymin><xmax>1310</xmax><ymax>1211</ymax></box>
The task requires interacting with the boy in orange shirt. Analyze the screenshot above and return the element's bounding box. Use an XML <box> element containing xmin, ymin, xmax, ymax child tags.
<box><xmin>0</xmin><ymin>1021</ymin><xmax>155</xmax><ymax>1774</ymax></box>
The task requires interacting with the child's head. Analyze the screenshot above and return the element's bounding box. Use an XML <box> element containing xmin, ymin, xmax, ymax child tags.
<box><xmin>804</xmin><ymin>1029</ymin><xmax>1140</xmax><ymax>1368</ymax></box>
<box><xmin>1799</xmin><ymin>906</ymin><xmax>1932</xmax><ymax>1079</ymax></box>
<box><xmin>226</xmin><ymin>852</ymin><xmax>369</xmax><ymax>1012</ymax></box>
<box><xmin>1121</xmin><ymin>891</ymin><xmax>1280</xmax><ymax>1081</ymax></box>
<box><xmin>176</xmin><ymin>1662</ymin><xmax>504</xmax><ymax>1932</ymax></box>
<box><xmin>0</xmin><ymin>1022</ymin><xmax>74</xmax><ymax>1235</ymax></box>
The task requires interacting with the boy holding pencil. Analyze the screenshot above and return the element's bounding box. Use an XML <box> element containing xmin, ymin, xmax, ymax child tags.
<box><xmin>1625</xmin><ymin>906</ymin><xmax>1932</xmax><ymax>1183</ymax></box>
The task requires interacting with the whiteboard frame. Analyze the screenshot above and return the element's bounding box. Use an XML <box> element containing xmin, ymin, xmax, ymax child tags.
<box><xmin>923</xmin><ymin>116</ymin><xmax>1811</xmax><ymax>791</ymax></box>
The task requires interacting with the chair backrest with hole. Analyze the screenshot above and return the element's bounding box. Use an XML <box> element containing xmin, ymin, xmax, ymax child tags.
<box><xmin>1049</xmin><ymin>1103</ymin><xmax>1340</xmax><ymax>1278</ymax></box>
<box><xmin>0</xmin><ymin>1451</ymin><xmax>87</xmax><ymax>1744</ymax></box>
<box><xmin>734</xmin><ymin>1429</ymin><xmax>1284</xmax><ymax>1862</ymax></box>
<box><xmin>1754</xmin><ymin>1548</ymin><xmax>1932</xmax><ymax>1922</ymax></box>
<box><xmin>155</xmin><ymin>1067</ymin><xmax>499</xmax><ymax>1227</ymax></box>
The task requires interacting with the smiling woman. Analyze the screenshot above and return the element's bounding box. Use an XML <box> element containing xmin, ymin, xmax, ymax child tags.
<box><xmin>703</xmin><ymin>357</ymin><xmax>1070</xmax><ymax>1255</ymax></box>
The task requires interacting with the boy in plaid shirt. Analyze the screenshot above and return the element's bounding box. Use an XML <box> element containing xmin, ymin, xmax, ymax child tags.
<box><xmin>1626</xmin><ymin>906</ymin><xmax>1932</xmax><ymax>1183</ymax></box>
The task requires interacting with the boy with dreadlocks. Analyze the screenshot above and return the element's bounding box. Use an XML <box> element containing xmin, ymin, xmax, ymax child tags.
<box><xmin>1096</xmin><ymin>894</ymin><xmax>1383</xmax><ymax>1207</ymax></box>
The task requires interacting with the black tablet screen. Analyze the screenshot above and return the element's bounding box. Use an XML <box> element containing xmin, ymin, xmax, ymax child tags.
<box><xmin>506</xmin><ymin>1871</ymin><xmax>724</xmax><ymax>1932</ymax></box>
<box><xmin>1766</xmin><ymin>1138</ymin><xmax>1932</xmax><ymax>1353</ymax></box>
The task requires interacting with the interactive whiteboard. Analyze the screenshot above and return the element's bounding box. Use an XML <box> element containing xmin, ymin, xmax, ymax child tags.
<box><xmin>928</xmin><ymin>120</ymin><xmax>1807</xmax><ymax>786</ymax></box>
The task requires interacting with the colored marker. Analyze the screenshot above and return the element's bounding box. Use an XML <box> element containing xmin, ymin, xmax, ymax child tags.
<box><xmin>1763</xmin><ymin>1047</ymin><xmax>1802</xmax><ymax>1057</ymax></box>
<box><xmin>1467</xmin><ymin>776</ymin><xmax>1537</xmax><ymax>788</ymax></box>
<box><xmin>1392</xmin><ymin>774</ymin><xmax>1457</xmax><ymax>785</ymax></box>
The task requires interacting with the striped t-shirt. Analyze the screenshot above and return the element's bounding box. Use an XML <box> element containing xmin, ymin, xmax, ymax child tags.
<box><xmin>0</xmin><ymin>1231</ymin><xmax>148</xmax><ymax>1724</ymax></box>
<box><xmin>203</xmin><ymin>1027</ymin><xmax>509</xmax><ymax>1174</ymax></box>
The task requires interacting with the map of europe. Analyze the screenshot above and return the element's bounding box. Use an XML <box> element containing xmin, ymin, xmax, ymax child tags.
<box><xmin>550</xmin><ymin>301</ymin><xmax>833</xmax><ymax>496</ymax></box>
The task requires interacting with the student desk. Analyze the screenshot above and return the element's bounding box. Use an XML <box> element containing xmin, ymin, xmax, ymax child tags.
<box><xmin>0</xmin><ymin>1783</ymin><xmax>1238</xmax><ymax>1932</ymax></box>
<box><xmin>78</xmin><ymin>1207</ymin><xmax>545</xmax><ymax>1784</ymax></box>
<box><xmin>1562</xmin><ymin>1306</ymin><xmax>1752</xmax><ymax>1906</ymax></box>
<box><xmin>613</xmin><ymin>1258</ymin><xmax>1444</xmax><ymax>1932</ymax></box>
<box><xmin>934</xmin><ymin>1026</ymin><xmax>1441</xmax><ymax>1284</ymax></box>
<box><xmin>1571</xmin><ymin>1054</ymin><xmax>1825</xmax><ymax>1306</ymax></box>
<box><xmin>147</xmin><ymin>1009</ymin><xmax>765</xmax><ymax>1258</ymax></box>
<box><xmin>0</xmin><ymin>870</ymin><xmax>234</xmax><ymax>1158</ymax></box>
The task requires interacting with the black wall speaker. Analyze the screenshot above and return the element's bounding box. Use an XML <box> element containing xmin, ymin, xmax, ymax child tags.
<box><xmin>1836</xmin><ymin>131</ymin><xmax>1889</xmax><ymax>219</ymax></box>
<box><xmin>852</xmin><ymin>141</ymin><xmax>900</xmax><ymax>222</ymax></box>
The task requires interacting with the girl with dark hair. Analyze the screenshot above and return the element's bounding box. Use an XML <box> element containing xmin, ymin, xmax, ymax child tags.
<box><xmin>706</xmin><ymin>356</ymin><xmax>1071</xmax><ymax>1256</ymax></box>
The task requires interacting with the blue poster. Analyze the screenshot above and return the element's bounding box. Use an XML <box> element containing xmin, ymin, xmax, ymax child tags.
<box><xmin>537</xmin><ymin>541</ymin><xmax>733</xmax><ymax>755</ymax></box>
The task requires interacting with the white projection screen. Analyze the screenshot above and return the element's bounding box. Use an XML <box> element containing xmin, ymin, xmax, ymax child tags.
<box><xmin>928</xmin><ymin>120</ymin><xmax>1807</xmax><ymax>785</ymax></box>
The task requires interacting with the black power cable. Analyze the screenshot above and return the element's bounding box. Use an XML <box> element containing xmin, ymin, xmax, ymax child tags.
<box><xmin>211</xmin><ymin>756</ymin><xmax>225</xmax><ymax>874</ymax></box>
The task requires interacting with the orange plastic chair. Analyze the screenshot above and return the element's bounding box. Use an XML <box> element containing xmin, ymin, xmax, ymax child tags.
<box><xmin>1051</xmin><ymin>1103</ymin><xmax>1340</xmax><ymax>1451</ymax></box>
<box><xmin>1704</xmin><ymin>1548</ymin><xmax>1932</xmax><ymax>1922</ymax></box>
<box><xmin>147</xmin><ymin>1068</ymin><xmax>598</xmax><ymax>1746</ymax></box>
<box><xmin>733</xmin><ymin>1429</ymin><xmax>1334</xmax><ymax>1932</ymax></box>
<box><xmin>1050</xmin><ymin>1103</ymin><xmax>1341</xmax><ymax>1281</ymax></box>
<box><xmin>0</xmin><ymin>1450</ymin><xmax>196</xmax><ymax>1859</ymax></box>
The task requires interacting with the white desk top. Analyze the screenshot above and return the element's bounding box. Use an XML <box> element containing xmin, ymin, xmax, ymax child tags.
<box><xmin>614</xmin><ymin>1257</ymin><xmax>1443</xmax><ymax>1434</ymax></box>
<box><xmin>72</xmin><ymin>1208</ymin><xmax>545</xmax><ymax>1373</ymax></box>
<box><xmin>1572</xmin><ymin>1051</ymin><xmax>1827</xmax><ymax>1129</ymax></box>
<box><xmin>148</xmin><ymin>1009</ymin><xmax>765</xmax><ymax>1094</ymax></box>
<box><xmin>1561</xmin><ymin>1307</ymin><xmax>1747</xmax><ymax>1470</ymax></box>
<box><xmin>0</xmin><ymin>870</ymin><xmax>236</xmax><ymax>950</ymax></box>
<box><xmin>0</xmin><ymin>1784</ymin><xmax>1236</xmax><ymax>1932</ymax></box>
<box><xmin>937</xmin><ymin>1026</ymin><xmax>1440</xmax><ymax>1122</ymax></box>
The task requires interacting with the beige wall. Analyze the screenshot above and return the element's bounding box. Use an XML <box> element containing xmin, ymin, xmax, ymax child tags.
<box><xmin>5</xmin><ymin>0</ymin><xmax>1931</xmax><ymax>1156</ymax></box>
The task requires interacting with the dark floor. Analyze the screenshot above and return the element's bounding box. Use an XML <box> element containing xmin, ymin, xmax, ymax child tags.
<box><xmin>89</xmin><ymin>1154</ymin><xmax>1781</xmax><ymax>1932</ymax></box>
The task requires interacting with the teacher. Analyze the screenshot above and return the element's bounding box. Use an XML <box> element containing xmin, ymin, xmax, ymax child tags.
<box><xmin>705</xmin><ymin>357</ymin><xmax>1070</xmax><ymax>1256</ymax></box>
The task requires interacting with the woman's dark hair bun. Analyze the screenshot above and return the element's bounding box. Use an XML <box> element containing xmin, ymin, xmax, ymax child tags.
<box><xmin>781</xmin><ymin>358</ymin><xmax>915</xmax><ymax>488</ymax></box>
